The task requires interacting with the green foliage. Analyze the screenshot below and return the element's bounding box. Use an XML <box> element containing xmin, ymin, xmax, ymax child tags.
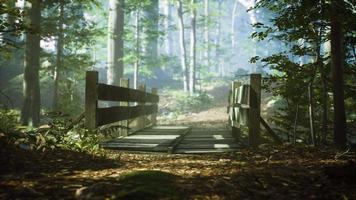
<box><xmin>0</xmin><ymin>109</ymin><xmax>19</xmax><ymax>134</ymax></box>
<box><xmin>169</xmin><ymin>91</ymin><xmax>213</xmax><ymax>114</ymax></box>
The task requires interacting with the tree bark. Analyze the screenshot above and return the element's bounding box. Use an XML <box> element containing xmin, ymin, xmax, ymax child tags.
<box><xmin>107</xmin><ymin>0</ymin><xmax>124</xmax><ymax>86</ymax></box>
<box><xmin>189</xmin><ymin>0</ymin><xmax>196</xmax><ymax>95</ymax></box>
<box><xmin>308</xmin><ymin>83</ymin><xmax>316</xmax><ymax>146</ymax></box>
<box><xmin>143</xmin><ymin>0</ymin><xmax>159</xmax><ymax>66</ymax></box>
<box><xmin>203</xmin><ymin>0</ymin><xmax>209</xmax><ymax>69</ymax></box>
<box><xmin>21</xmin><ymin>0</ymin><xmax>41</xmax><ymax>127</ymax></box>
<box><xmin>134</xmin><ymin>8</ymin><xmax>140</xmax><ymax>89</ymax></box>
<box><xmin>331</xmin><ymin>0</ymin><xmax>347</xmax><ymax>147</ymax></box>
<box><xmin>53</xmin><ymin>0</ymin><xmax>64</xmax><ymax>110</ymax></box>
<box><xmin>164</xmin><ymin>0</ymin><xmax>173</xmax><ymax>56</ymax></box>
<box><xmin>177</xmin><ymin>0</ymin><xmax>188</xmax><ymax>92</ymax></box>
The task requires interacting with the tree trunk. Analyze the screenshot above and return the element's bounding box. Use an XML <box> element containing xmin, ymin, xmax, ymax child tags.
<box><xmin>21</xmin><ymin>0</ymin><xmax>41</xmax><ymax>127</ymax></box>
<box><xmin>53</xmin><ymin>0</ymin><xmax>64</xmax><ymax>110</ymax></box>
<box><xmin>134</xmin><ymin>8</ymin><xmax>140</xmax><ymax>89</ymax></box>
<box><xmin>164</xmin><ymin>0</ymin><xmax>173</xmax><ymax>56</ymax></box>
<box><xmin>308</xmin><ymin>83</ymin><xmax>316</xmax><ymax>146</ymax></box>
<box><xmin>331</xmin><ymin>0</ymin><xmax>347</xmax><ymax>147</ymax></box>
<box><xmin>143</xmin><ymin>0</ymin><xmax>159</xmax><ymax>66</ymax></box>
<box><xmin>107</xmin><ymin>0</ymin><xmax>124</xmax><ymax>86</ymax></box>
<box><xmin>203</xmin><ymin>0</ymin><xmax>209</xmax><ymax>69</ymax></box>
<box><xmin>177</xmin><ymin>0</ymin><xmax>188</xmax><ymax>92</ymax></box>
<box><xmin>189</xmin><ymin>0</ymin><xmax>196</xmax><ymax>95</ymax></box>
<box><xmin>293</xmin><ymin>103</ymin><xmax>299</xmax><ymax>144</ymax></box>
<box><xmin>216</xmin><ymin>0</ymin><xmax>223</xmax><ymax>76</ymax></box>
<box><xmin>231</xmin><ymin>0</ymin><xmax>238</xmax><ymax>50</ymax></box>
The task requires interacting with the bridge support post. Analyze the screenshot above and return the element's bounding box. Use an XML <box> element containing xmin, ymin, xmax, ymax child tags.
<box><xmin>151</xmin><ymin>87</ymin><xmax>158</xmax><ymax>125</ymax></box>
<box><xmin>120</xmin><ymin>78</ymin><xmax>129</xmax><ymax>136</ymax></box>
<box><xmin>248</xmin><ymin>74</ymin><xmax>261</xmax><ymax>147</ymax></box>
<box><xmin>137</xmin><ymin>84</ymin><xmax>146</xmax><ymax>129</ymax></box>
<box><xmin>85</xmin><ymin>71</ymin><xmax>98</xmax><ymax>130</ymax></box>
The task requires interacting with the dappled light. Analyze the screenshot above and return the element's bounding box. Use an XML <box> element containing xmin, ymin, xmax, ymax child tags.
<box><xmin>1</xmin><ymin>0</ymin><xmax>355</xmax><ymax>199</ymax></box>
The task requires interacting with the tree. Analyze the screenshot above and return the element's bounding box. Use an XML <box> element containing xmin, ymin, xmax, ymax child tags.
<box><xmin>21</xmin><ymin>0</ymin><xmax>41</xmax><ymax>126</ymax></box>
<box><xmin>52</xmin><ymin>0</ymin><xmax>64</xmax><ymax>110</ymax></box>
<box><xmin>331</xmin><ymin>0</ymin><xmax>347</xmax><ymax>147</ymax></box>
<box><xmin>176</xmin><ymin>0</ymin><xmax>188</xmax><ymax>92</ymax></box>
<box><xmin>107</xmin><ymin>0</ymin><xmax>124</xmax><ymax>86</ymax></box>
<box><xmin>203</xmin><ymin>0</ymin><xmax>209</xmax><ymax>69</ymax></box>
<box><xmin>189</xmin><ymin>0</ymin><xmax>197</xmax><ymax>95</ymax></box>
<box><xmin>143</xmin><ymin>0</ymin><xmax>159</xmax><ymax>68</ymax></box>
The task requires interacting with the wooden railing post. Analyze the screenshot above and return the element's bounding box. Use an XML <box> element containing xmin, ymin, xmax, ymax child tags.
<box><xmin>248</xmin><ymin>74</ymin><xmax>261</xmax><ymax>147</ymax></box>
<box><xmin>137</xmin><ymin>84</ymin><xmax>146</xmax><ymax>129</ymax></box>
<box><xmin>151</xmin><ymin>87</ymin><xmax>158</xmax><ymax>125</ymax></box>
<box><xmin>85</xmin><ymin>71</ymin><xmax>98</xmax><ymax>130</ymax></box>
<box><xmin>120</xmin><ymin>78</ymin><xmax>129</xmax><ymax>136</ymax></box>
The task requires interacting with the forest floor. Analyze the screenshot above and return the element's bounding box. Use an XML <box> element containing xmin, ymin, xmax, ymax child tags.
<box><xmin>2</xmin><ymin>84</ymin><xmax>356</xmax><ymax>199</ymax></box>
<box><xmin>1</xmin><ymin>127</ymin><xmax>356</xmax><ymax>200</ymax></box>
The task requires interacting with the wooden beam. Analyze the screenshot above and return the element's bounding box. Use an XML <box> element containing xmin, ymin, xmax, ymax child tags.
<box><xmin>85</xmin><ymin>71</ymin><xmax>98</xmax><ymax>130</ymax></box>
<box><xmin>120</xmin><ymin>78</ymin><xmax>129</xmax><ymax>136</ymax></box>
<box><xmin>260</xmin><ymin>116</ymin><xmax>282</xmax><ymax>144</ymax></box>
<box><xmin>248</xmin><ymin>74</ymin><xmax>261</xmax><ymax>147</ymax></box>
<box><xmin>231</xmin><ymin>81</ymin><xmax>241</xmax><ymax>138</ymax></box>
<box><xmin>97</xmin><ymin>105</ymin><xmax>158</xmax><ymax>126</ymax></box>
<box><xmin>97</xmin><ymin>83</ymin><xmax>159</xmax><ymax>103</ymax></box>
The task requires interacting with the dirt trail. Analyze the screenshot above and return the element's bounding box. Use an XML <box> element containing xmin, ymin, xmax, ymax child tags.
<box><xmin>1</xmin><ymin>136</ymin><xmax>356</xmax><ymax>199</ymax></box>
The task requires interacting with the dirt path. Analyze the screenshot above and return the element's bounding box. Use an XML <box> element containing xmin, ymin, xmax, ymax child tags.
<box><xmin>1</xmin><ymin>137</ymin><xmax>356</xmax><ymax>199</ymax></box>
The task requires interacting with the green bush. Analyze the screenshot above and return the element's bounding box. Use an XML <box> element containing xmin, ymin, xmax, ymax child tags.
<box><xmin>0</xmin><ymin>109</ymin><xmax>19</xmax><ymax>134</ymax></box>
<box><xmin>173</xmin><ymin>91</ymin><xmax>213</xmax><ymax>114</ymax></box>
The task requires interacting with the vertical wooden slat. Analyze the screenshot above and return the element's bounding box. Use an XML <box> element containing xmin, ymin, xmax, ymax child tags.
<box><xmin>120</xmin><ymin>78</ymin><xmax>129</xmax><ymax>136</ymax></box>
<box><xmin>151</xmin><ymin>87</ymin><xmax>158</xmax><ymax>125</ymax></box>
<box><xmin>248</xmin><ymin>74</ymin><xmax>261</xmax><ymax>147</ymax></box>
<box><xmin>137</xmin><ymin>84</ymin><xmax>146</xmax><ymax>129</ymax></box>
<box><xmin>231</xmin><ymin>81</ymin><xmax>241</xmax><ymax>138</ymax></box>
<box><xmin>85</xmin><ymin>71</ymin><xmax>98</xmax><ymax>130</ymax></box>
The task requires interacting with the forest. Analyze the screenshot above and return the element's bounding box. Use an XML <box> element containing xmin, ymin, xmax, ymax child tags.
<box><xmin>0</xmin><ymin>0</ymin><xmax>356</xmax><ymax>199</ymax></box>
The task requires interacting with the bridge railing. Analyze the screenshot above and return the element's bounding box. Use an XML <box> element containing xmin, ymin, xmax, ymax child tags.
<box><xmin>85</xmin><ymin>71</ymin><xmax>159</xmax><ymax>134</ymax></box>
<box><xmin>228</xmin><ymin>74</ymin><xmax>261</xmax><ymax>147</ymax></box>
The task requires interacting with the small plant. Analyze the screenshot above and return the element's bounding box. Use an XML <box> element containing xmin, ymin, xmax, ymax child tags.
<box><xmin>0</xmin><ymin>109</ymin><xmax>19</xmax><ymax>134</ymax></box>
<box><xmin>173</xmin><ymin>91</ymin><xmax>213</xmax><ymax>114</ymax></box>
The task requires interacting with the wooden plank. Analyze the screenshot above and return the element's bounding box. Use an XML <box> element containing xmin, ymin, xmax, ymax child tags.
<box><xmin>174</xmin><ymin>149</ymin><xmax>239</xmax><ymax>154</ymax></box>
<box><xmin>120</xmin><ymin>78</ymin><xmax>129</xmax><ymax>136</ymax></box>
<box><xmin>248</xmin><ymin>74</ymin><xmax>261</xmax><ymax>147</ymax></box>
<box><xmin>260</xmin><ymin>116</ymin><xmax>283</xmax><ymax>144</ymax></box>
<box><xmin>177</xmin><ymin>143</ymin><xmax>240</xmax><ymax>149</ymax></box>
<box><xmin>85</xmin><ymin>71</ymin><xmax>98</xmax><ymax>129</ymax></box>
<box><xmin>151</xmin><ymin>87</ymin><xmax>158</xmax><ymax>125</ymax></box>
<box><xmin>97</xmin><ymin>83</ymin><xmax>159</xmax><ymax>103</ymax></box>
<box><xmin>167</xmin><ymin>127</ymin><xmax>192</xmax><ymax>153</ymax></box>
<box><xmin>96</xmin><ymin>105</ymin><xmax>158</xmax><ymax>126</ymax></box>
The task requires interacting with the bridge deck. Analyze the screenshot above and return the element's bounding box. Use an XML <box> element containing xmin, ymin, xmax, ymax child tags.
<box><xmin>102</xmin><ymin>126</ymin><xmax>242</xmax><ymax>154</ymax></box>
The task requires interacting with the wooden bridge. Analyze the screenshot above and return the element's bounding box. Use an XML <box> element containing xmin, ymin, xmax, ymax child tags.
<box><xmin>85</xmin><ymin>71</ymin><xmax>279</xmax><ymax>154</ymax></box>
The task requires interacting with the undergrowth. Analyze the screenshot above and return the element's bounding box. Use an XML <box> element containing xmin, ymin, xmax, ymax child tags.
<box><xmin>0</xmin><ymin>108</ymin><xmax>105</xmax><ymax>155</ymax></box>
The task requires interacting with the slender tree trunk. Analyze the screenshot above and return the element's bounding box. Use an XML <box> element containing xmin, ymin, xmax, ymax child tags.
<box><xmin>216</xmin><ymin>0</ymin><xmax>223</xmax><ymax>75</ymax></box>
<box><xmin>21</xmin><ymin>0</ymin><xmax>41</xmax><ymax>127</ymax></box>
<box><xmin>177</xmin><ymin>0</ymin><xmax>188</xmax><ymax>92</ymax></box>
<box><xmin>107</xmin><ymin>0</ymin><xmax>124</xmax><ymax>86</ymax></box>
<box><xmin>293</xmin><ymin>103</ymin><xmax>299</xmax><ymax>144</ymax></box>
<box><xmin>134</xmin><ymin>8</ymin><xmax>140</xmax><ymax>89</ymax></box>
<box><xmin>203</xmin><ymin>0</ymin><xmax>209</xmax><ymax>69</ymax></box>
<box><xmin>143</xmin><ymin>0</ymin><xmax>159</xmax><ymax>66</ymax></box>
<box><xmin>308</xmin><ymin>83</ymin><xmax>316</xmax><ymax>146</ymax></box>
<box><xmin>231</xmin><ymin>0</ymin><xmax>238</xmax><ymax>50</ymax></box>
<box><xmin>164</xmin><ymin>0</ymin><xmax>173</xmax><ymax>56</ymax></box>
<box><xmin>331</xmin><ymin>0</ymin><xmax>347</xmax><ymax>147</ymax></box>
<box><xmin>189</xmin><ymin>0</ymin><xmax>196</xmax><ymax>95</ymax></box>
<box><xmin>53</xmin><ymin>0</ymin><xmax>64</xmax><ymax>110</ymax></box>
